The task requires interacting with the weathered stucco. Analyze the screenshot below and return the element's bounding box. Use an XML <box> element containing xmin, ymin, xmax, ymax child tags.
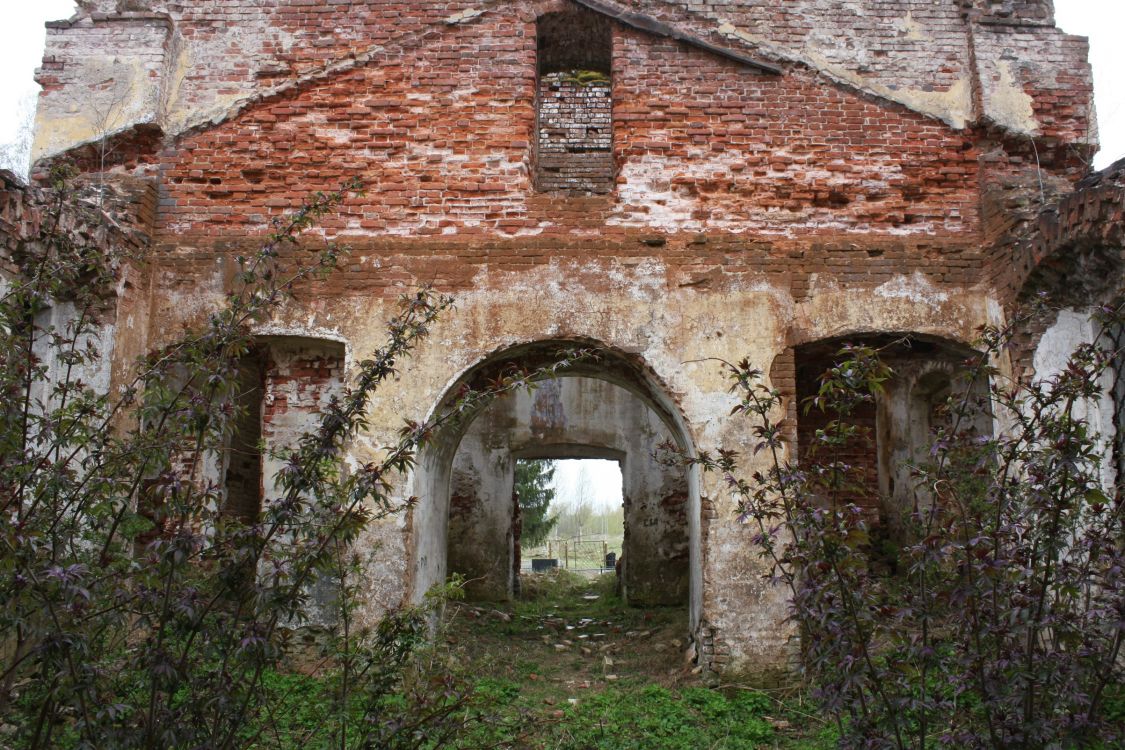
<box><xmin>34</xmin><ymin>1</ymin><xmax>1095</xmax><ymax>165</ymax></box>
<box><xmin>20</xmin><ymin>0</ymin><xmax>1113</xmax><ymax>680</ymax></box>
<box><xmin>1031</xmin><ymin>310</ymin><xmax>1118</xmax><ymax>491</ymax></box>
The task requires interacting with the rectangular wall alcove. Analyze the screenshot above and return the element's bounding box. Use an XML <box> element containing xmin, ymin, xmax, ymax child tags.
<box><xmin>534</xmin><ymin>8</ymin><xmax>615</xmax><ymax>194</ymax></box>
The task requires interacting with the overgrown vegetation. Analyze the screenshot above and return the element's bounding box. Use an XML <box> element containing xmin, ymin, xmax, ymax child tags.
<box><xmin>2</xmin><ymin>170</ymin><xmax>1122</xmax><ymax>749</ymax></box>
<box><xmin>436</xmin><ymin>570</ymin><xmax>829</xmax><ymax>749</ymax></box>
<box><xmin>694</xmin><ymin>306</ymin><xmax>1125</xmax><ymax>748</ymax></box>
<box><xmin>154</xmin><ymin>570</ymin><xmax>830</xmax><ymax>749</ymax></box>
<box><xmin>0</xmin><ymin>174</ymin><xmax>593</xmax><ymax>748</ymax></box>
<box><xmin>559</xmin><ymin>70</ymin><xmax>611</xmax><ymax>87</ymax></box>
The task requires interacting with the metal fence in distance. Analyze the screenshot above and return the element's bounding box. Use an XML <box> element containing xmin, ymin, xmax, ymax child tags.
<box><xmin>524</xmin><ymin>536</ymin><xmax>622</xmax><ymax>572</ymax></box>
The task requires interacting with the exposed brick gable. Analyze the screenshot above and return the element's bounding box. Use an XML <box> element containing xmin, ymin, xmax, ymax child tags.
<box><xmin>152</xmin><ymin>9</ymin><xmax>979</xmax><ymax>241</ymax></box>
<box><xmin>37</xmin><ymin>0</ymin><xmax>1095</xmax><ymax>166</ymax></box>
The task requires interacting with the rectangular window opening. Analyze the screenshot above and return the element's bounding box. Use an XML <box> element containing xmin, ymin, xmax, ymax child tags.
<box><xmin>534</xmin><ymin>10</ymin><xmax>615</xmax><ymax>195</ymax></box>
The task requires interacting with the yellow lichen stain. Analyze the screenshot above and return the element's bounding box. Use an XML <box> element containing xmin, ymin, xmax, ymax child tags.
<box><xmin>163</xmin><ymin>41</ymin><xmax>253</xmax><ymax>136</ymax></box>
<box><xmin>159</xmin><ymin>33</ymin><xmax>190</xmax><ymax>133</ymax></box>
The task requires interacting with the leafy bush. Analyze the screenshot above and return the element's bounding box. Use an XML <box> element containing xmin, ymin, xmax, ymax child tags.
<box><xmin>0</xmin><ymin>175</ymin><xmax>591</xmax><ymax>748</ymax></box>
<box><xmin>697</xmin><ymin>306</ymin><xmax>1124</xmax><ymax>748</ymax></box>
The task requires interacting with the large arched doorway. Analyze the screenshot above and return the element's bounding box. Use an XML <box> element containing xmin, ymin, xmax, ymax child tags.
<box><xmin>408</xmin><ymin>340</ymin><xmax>702</xmax><ymax>631</ymax></box>
<box><xmin>446</xmin><ymin>376</ymin><xmax>689</xmax><ymax>605</ymax></box>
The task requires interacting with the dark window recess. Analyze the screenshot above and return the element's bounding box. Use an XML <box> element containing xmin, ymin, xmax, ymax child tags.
<box><xmin>535</xmin><ymin>10</ymin><xmax>615</xmax><ymax>194</ymax></box>
<box><xmin>796</xmin><ymin>354</ymin><xmax>881</xmax><ymax>510</ymax></box>
<box><xmin>223</xmin><ymin>354</ymin><xmax>265</xmax><ymax>523</ymax></box>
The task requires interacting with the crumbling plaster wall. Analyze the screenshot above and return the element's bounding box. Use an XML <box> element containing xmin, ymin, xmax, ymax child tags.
<box><xmin>255</xmin><ymin>338</ymin><xmax>348</xmax><ymax>624</ymax></box>
<box><xmin>34</xmin><ymin>0</ymin><xmax>1093</xmax><ymax>168</ymax></box>
<box><xmin>792</xmin><ymin>332</ymin><xmax>990</xmax><ymax>538</ymax></box>
<box><xmin>25</xmin><ymin>0</ymin><xmax>1099</xmax><ymax>680</ymax></box>
<box><xmin>124</xmin><ymin>167</ymin><xmax>1003</xmax><ymax>681</ymax></box>
<box><xmin>1029</xmin><ymin>310</ymin><xmax>1118</xmax><ymax>492</ymax></box>
<box><xmin>447</xmin><ymin>376</ymin><xmax>689</xmax><ymax>605</ymax></box>
<box><xmin>201</xmin><ymin>263</ymin><xmax>995</xmax><ymax>677</ymax></box>
<box><xmin>684</xmin><ymin>0</ymin><xmax>976</xmax><ymax>129</ymax></box>
<box><xmin>259</xmin><ymin>338</ymin><xmax>348</xmax><ymax>498</ymax></box>
<box><xmin>2</xmin><ymin>160</ymin><xmax>1008</xmax><ymax>676</ymax></box>
<box><xmin>653</xmin><ymin>0</ymin><xmax>1091</xmax><ymax>142</ymax></box>
<box><xmin>874</xmin><ymin>347</ymin><xmax>993</xmax><ymax>542</ymax></box>
<box><xmin>130</xmin><ymin>13</ymin><xmax>987</xmax><ymax>242</ymax></box>
<box><xmin>34</xmin><ymin>14</ymin><xmax>172</xmax><ymax>163</ymax></box>
<box><xmin>0</xmin><ymin>171</ymin><xmax>155</xmax><ymax>420</ymax></box>
<box><xmin>999</xmin><ymin>160</ymin><xmax>1125</xmax><ymax>478</ymax></box>
<box><xmin>447</xmin><ymin>434</ymin><xmax>517</xmax><ymax>601</ymax></box>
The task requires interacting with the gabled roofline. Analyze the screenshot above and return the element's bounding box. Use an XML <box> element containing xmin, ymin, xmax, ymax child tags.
<box><xmin>164</xmin><ymin>0</ymin><xmax>783</xmax><ymax>147</ymax></box>
<box><xmin>569</xmin><ymin>0</ymin><xmax>782</xmax><ymax>75</ymax></box>
<box><xmin>38</xmin><ymin>0</ymin><xmax>998</xmax><ymax>165</ymax></box>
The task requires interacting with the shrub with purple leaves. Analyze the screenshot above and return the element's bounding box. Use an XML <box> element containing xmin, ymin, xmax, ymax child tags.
<box><xmin>694</xmin><ymin>307</ymin><xmax>1124</xmax><ymax>748</ymax></box>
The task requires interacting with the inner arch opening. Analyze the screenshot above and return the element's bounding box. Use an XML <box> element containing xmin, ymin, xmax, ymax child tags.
<box><xmin>512</xmin><ymin>457</ymin><xmax>624</xmax><ymax>596</ymax></box>
<box><xmin>409</xmin><ymin>341</ymin><xmax>701</xmax><ymax>630</ymax></box>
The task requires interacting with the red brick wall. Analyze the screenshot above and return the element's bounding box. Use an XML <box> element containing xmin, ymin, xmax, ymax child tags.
<box><xmin>262</xmin><ymin>346</ymin><xmax>345</xmax><ymax>447</ymax></box>
<box><xmin>972</xmin><ymin>25</ymin><xmax>1095</xmax><ymax>150</ymax></box>
<box><xmin>152</xmin><ymin>7</ymin><xmax>980</xmax><ymax>242</ymax></box>
<box><xmin>50</xmin><ymin>1</ymin><xmax>973</xmax><ymax>145</ymax></box>
<box><xmin>611</xmin><ymin>27</ymin><xmax>979</xmax><ymax>235</ymax></box>
<box><xmin>158</xmin><ymin>14</ymin><xmax>536</xmax><ymax>238</ymax></box>
<box><xmin>536</xmin><ymin>74</ymin><xmax>614</xmax><ymax>194</ymax></box>
<box><xmin>49</xmin><ymin>2</ymin><xmax>498</xmax><ymax>124</ymax></box>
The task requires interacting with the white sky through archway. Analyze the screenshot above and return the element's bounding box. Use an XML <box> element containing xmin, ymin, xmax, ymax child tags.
<box><xmin>550</xmin><ymin>458</ymin><xmax>623</xmax><ymax>512</ymax></box>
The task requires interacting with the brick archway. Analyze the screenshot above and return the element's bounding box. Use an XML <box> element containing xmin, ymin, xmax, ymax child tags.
<box><xmin>407</xmin><ymin>338</ymin><xmax>703</xmax><ymax>631</ymax></box>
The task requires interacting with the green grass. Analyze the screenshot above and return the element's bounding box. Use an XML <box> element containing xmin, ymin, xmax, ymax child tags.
<box><xmin>462</xmin><ymin>681</ymin><xmax>779</xmax><ymax>749</ymax></box>
<box><xmin>246</xmin><ymin>670</ymin><xmax>335</xmax><ymax>749</ymax></box>
<box><xmin>437</xmin><ymin>571</ymin><xmax>835</xmax><ymax>749</ymax></box>
<box><xmin>231</xmin><ymin>571</ymin><xmax>838</xmax><ymax>749</ymax></box>
<box><xmin>554</xmin><ymin>684</ymin><xmax>774</xmax><ymax>749</ymax></box>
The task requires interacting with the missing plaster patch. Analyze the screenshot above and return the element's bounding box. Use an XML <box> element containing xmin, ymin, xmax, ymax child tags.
<box><xmin>874</xmin><ymin>272</ymin><xmax>950</xmax><ymax>305</ymax></box>
<box><xmin>894</xmin><ymin>12</ymin><xmax>928</xmax><ymax>42</ymax></box>
<box><xmin>445</xmin><ymin>8</ymin><xmax>486</xmax><ymax>25</ymax></box>
<box><xmin>987</xmin><ymin>60</ymin><xmax>1037</xmax><ymax>135</ymax></box>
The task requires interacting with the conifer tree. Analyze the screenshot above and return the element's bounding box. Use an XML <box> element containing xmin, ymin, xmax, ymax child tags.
<box><xmin>515</xmin><ymin>459</ymin><xmax>558</xmax><ymax>547</ymax></box>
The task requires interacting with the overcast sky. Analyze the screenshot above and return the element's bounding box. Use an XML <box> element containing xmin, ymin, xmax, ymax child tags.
<box><xmin>0</xmin><ymin>1</ymin><xmax>74</xmax><ymax>145</ymax></box>
<box><xmin>551</xmin><ymin>459</ymin><xmax>624</xmax><ymax>511</ymax></box>
<box><xmin>1</xmin><ymin>1</ymin><xmax>1121</xmax><ymax>168</ymax></box>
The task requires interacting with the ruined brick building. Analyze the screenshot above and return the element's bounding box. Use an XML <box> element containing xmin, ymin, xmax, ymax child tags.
<box><xmin>16</xmin><ymin>0</ymin><xmax>1124</xmax><ymax>678</ymax></box>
